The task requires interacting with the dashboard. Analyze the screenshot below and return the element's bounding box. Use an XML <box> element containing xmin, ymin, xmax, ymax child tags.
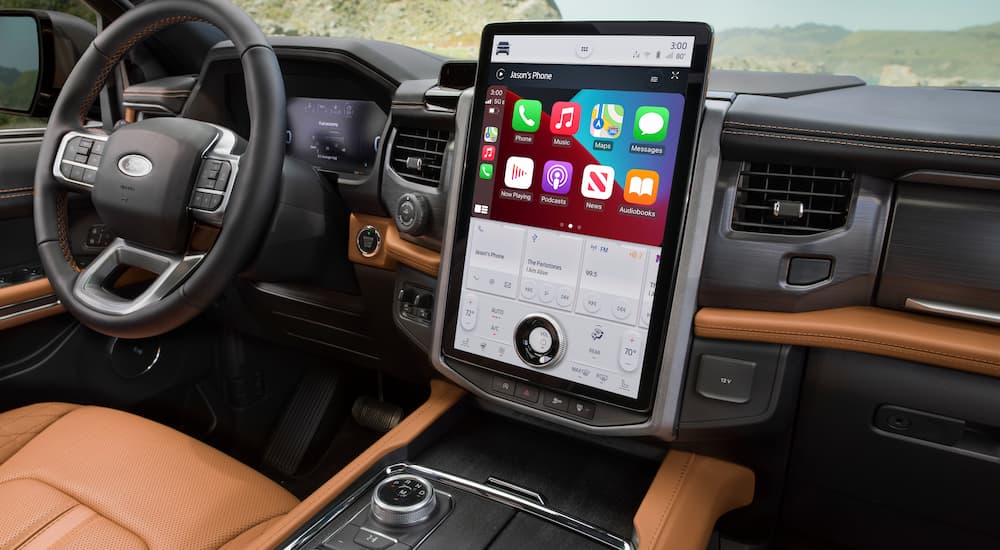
<box><xmin>165</xmin><ymin>32</ymin><xmax>1000</xmax><ymax>442</ymax></box>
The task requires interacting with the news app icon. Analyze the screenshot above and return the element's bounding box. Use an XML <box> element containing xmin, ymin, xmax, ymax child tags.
<box><xmin>541</xmin><ymin>160</ymin><xmax>573</xmax><ymax>195</ymax></box>
<box><xmin>504</xmin><ymin>156</ymin><xmax>534</xmax><ymax>189</ymax></box>
<box><xmin>581</xmin><ymin>164</ymin><xmax>615</xmax><ymax>200</ymax></box>
<box><xmin>549</xmin><ymin>102</ymin><xmax>581</xmax><ymax>135</ymax></box>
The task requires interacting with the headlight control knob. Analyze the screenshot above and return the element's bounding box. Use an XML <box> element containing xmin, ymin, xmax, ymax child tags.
<box><xmin>396</xmin><ymin>193</ymin><xmax>430</xmax><ymax>236</ymax></box>
<box><xmin>371</xmin><ymin>474</ymin><xmax>436</xmax><ymax>527</ymax></box>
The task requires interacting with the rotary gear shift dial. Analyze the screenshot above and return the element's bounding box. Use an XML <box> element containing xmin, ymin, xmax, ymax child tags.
<box><xmin>371</xmin><ymin>474</ymin><xmax>437</xmax><ymax>527</ymax></box>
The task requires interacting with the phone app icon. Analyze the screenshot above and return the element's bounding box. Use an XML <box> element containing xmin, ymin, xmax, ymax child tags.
<box><xmin>481</xmin><ymin>145</ymin><xmax>496</xmax><ymax>161</ymax></box>
<box><xmin>581</xmin><ymin>164</ymin><xmax>615</xmax><ymax>200</ymax></box>
<box><xmin>483</xmin><ymin>126</ymin><xmax>499</xmax><ymax>143</ymax></box>
<box><xmin>590</xmin><ymin>104</ymin><xmax>624</xmax><ymax>139</ymax></box>
<box><xmin>549</xmin><ymin>102</ymin><xmax>581</xmax><ymax>135</ymax></box>
<box><xmin>504</xmin><ymin>156</ymin><xmax>534</xmax><ymax>189</ymax></box>
<box><xmin>479</xmin><ymin>163</ymin><xmax>494</xmax><ymax>180</ymax></box>
<box><xmin>541</xmin><ymin>160</ymin><xmax>573</xmax><ymax>195</ymax></box>
<box><xmin>633</xmin><ymin>106</ymin><xmax>669</xmax><ymax>141</ymax></box>
<box><xmin>512</xmin><ymin>99</ymin><xmax>541</xmax><ymax>133</ymax></box>
<box><xmin>624</xmin><ymin>169</ymin><xmax>659</xmax><ymax>205</ymax></box>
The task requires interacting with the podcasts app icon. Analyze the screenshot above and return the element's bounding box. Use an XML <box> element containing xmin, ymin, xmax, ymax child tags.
<box><xmin>541</xmin><ymin>160</ymin><xmax>573</xmax><ymax>195</ymax></box>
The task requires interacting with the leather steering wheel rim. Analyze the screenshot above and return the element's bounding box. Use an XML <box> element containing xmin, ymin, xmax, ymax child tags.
<box><xmin>34</xmin><ymin>0</ymin><xmax>285</xmax><ymax>339</ymax></box>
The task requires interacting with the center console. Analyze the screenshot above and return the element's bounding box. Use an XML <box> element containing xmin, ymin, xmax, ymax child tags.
<box><xmin>432</xmin><ymin>21</ymin><xmax>716</xmax><ymax>436</ymax></box>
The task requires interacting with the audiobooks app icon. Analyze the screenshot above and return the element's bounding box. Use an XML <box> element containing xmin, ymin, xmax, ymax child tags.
<box><xmin>504</xmin><ymin>156</ymin><xmax>534</xmax><ymax>189</ymax></box>
<box><xmin>624</xmin><ymin>169</ymin><xmax>659</xmax><ymax>205</ymax></box>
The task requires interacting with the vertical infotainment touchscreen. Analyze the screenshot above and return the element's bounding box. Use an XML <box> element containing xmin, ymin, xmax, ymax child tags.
<box><xmin>443</xmin><ymin>22</ymin><xmax>712</xmax><ymax>411</ymax></box>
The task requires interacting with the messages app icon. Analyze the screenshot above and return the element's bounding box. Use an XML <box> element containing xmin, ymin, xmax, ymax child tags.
<box><xmin>633</xmin><ymin>106</ymin><xmax>669</xmax><ymax>142</ymax></box>
<box><xmin>590</xmin><ymin>104</ymin><xmax>624</xmax><ymax>139</ymax></box>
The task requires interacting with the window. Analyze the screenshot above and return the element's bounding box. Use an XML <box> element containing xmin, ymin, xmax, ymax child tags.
<box><xmin>0</xmin><ymin>0</ymin><xmax>95</xmax><ymax>131</ymax></box>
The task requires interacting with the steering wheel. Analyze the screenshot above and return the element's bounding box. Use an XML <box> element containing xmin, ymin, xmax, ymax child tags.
<box><xmin>33</xmin><ymin>0</ymin><xmax>285</xmax><ymax>339</ymax></box>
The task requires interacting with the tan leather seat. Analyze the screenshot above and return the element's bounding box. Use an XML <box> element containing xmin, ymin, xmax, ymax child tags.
<box><xmin>0</xmin><ymin>402</ymin><xmax>299</xmax><ymax>549</ymax></box>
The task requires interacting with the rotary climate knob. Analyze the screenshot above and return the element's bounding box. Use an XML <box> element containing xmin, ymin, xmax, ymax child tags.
<box><xmin>371</xmin><ymin>474</ymin><xmax>436</xmax><ymax>527</ymax></box>
<box><xmin>514</xmin><ymin>314</ymin><xmax>567</xmax><ymax>368</ymax></box>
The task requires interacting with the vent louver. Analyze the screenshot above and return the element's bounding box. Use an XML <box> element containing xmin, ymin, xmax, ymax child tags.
<box><xmin>389</xmin><ymin>128</ymin><xmax>449</xmax><ymax>186</ymax></box>
<box><xmin>731</xmin><ymin>162</ymin><xmax>854</xmax><ymax>235</ymax></box>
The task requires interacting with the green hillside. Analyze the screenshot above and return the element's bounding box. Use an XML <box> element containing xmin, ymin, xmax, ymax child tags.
<box><xmin>715</xmin><ymin>23</ymin><xmax>1000</xmax><ymax>86</ymax></box>
<box><xmin>233</xmin><ymin>0</ymin><xmax>561</xmax><ymax>58</ymax></box>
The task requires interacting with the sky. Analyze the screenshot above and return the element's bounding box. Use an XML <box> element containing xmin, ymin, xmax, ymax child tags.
<box><xmin>0</xmin><ymin>18</ymin><xmax>39</xmax><ymax>72</ymax></box>
<box><xmin>553</xmin><ymin>0</ymin><xmax>1000</xmax><ymax>32</ymax></box>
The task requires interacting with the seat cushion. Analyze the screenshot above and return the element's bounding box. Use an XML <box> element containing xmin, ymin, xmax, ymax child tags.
<box><xmin>0</xmin><ymin>403</ymin><xmax>299</xmax><ymax>549</ymax></box>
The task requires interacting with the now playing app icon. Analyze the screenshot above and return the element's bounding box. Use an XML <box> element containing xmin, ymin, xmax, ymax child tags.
<box><xmin>541</xmin><ymin>160</ymin><xmax>572</xmax><ymax>195</ymax></box>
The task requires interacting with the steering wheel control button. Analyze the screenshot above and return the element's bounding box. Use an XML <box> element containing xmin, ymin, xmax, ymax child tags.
<box><xmin>197</xmin><ymin>158</ymin><xmax>231</xmax><ymax>192</ymax></box>
<box><xmin>215</xmin><ymin>162</ymin><xmax>231</xmax><ymax>190</ymax></box>
<box><xmin>514</xmin><ymin>314</ymin><xmax>566</xmax><ymax>368</ymax></box>
<box><xmin>696</xmin><ymin>355</ymin><xmax>756</xmax><ymax>404</ymax></box>
<box><xmin>372</xmin><ymin>474</ymin><xmax>436</xmax><ymax>527</ymax></box>
<box><xmin>356</xmin><ymin>225</ymin><xmax>382</xmax><ymax>258</ymax></box>
<box><xmin>528</xmin><ymin>326</ymin><xmax>553</xmax><ymax>354</ymax></box>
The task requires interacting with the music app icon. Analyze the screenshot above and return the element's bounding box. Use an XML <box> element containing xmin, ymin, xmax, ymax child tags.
<box><xmin>549</xmin><ymin>102</ymin><xmax>581</xmax><ymax>135</ymax></box>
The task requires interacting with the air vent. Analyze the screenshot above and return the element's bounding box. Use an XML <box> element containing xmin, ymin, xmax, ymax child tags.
<box><xmin>390</xmin><ymin>128</ymin><xmax>450</xmax><ymax>186</ymax></box>
<box><xmin>732</xmin><ymin>162</ymin><xmax>854</xmax><ymax>235</ymax></box>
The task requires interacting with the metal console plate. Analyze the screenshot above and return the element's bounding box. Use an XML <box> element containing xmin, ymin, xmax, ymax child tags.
<box><xmin>281</xmin><ymin>462</ymin><xmax>631</xmax><ymax>550</ymax></box>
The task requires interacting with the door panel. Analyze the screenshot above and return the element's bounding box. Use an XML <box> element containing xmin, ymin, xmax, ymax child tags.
<box><xmin>0</xmin><ymin>131</ymin><xmax>63</xmax><ymax>330</ymax></box>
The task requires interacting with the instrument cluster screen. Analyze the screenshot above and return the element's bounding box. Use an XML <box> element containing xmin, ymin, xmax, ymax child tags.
<box><xmin>286</xmin><ymin>97</ymin><xmax>386</xmax><ymax>174</ymax></box>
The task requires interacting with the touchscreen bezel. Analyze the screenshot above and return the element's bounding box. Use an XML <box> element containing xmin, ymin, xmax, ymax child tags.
<box><xmin>441</xmin><ymin>21</ymin><xmax>713</xmax><ymax>412</ymax></box>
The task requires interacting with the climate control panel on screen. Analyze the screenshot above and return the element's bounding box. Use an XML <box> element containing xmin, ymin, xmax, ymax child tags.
<box><xmin>455</xmin><ymin>218</ymin><xmax>659</xmax><ymax>399</ymax></box>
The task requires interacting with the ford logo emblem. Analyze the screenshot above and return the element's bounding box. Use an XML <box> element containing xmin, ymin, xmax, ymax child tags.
<box><xmin>117</xmin><ymin>154</ymin><xmax>153</xmax><ymax>177</ymax></box>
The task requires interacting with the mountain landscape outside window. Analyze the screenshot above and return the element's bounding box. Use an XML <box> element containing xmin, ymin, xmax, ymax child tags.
<box><xmin>233</xmin><ymin>0</ymin><xmax>999</xmax><ymax>87</ymax></box>
<box><xmin>2</xmin><ymin>0</ymin><xmax>996</xmax><ymax>130</ymax></box>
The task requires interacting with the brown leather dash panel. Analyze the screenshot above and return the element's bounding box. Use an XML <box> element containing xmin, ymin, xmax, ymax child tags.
<box><xmin>633</xmin><ymin>451</ymin><xmax>755</xmax><ymax>550</ymax></box>
<box><xmin>348</xmin><ymin>213</ymin><xmax>440</xmax><ymax>276</ymax></box>
<box><xmin>695</xmin><ymin>306</ymin><xmax>1000</xmax><ymax>378</ymax></box>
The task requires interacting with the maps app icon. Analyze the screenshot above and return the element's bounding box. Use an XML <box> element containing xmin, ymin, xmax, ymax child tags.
<box><xmin>590</xmin><ymin>104</ymin><xmax>624</xmax><ymax>139</ymax></box>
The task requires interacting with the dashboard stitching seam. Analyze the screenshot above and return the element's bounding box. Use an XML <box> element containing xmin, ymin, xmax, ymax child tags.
<box><xmin>651</xmin><ymin>453</ymin><xmax>693</xmax><ymax>547</ymax></box>
<box><xmin>702</xmin><ymin>325</ymin><xmax>1000</xmax><ymax>369</ymax></box>
<box><xmin>1</xmin><ymin>186</ymin><xmax>33</xmax><ymax>193</ymax></box>
<box><xmin>0</xmin><ymin>192</ymin><xmax>33</xmax><ymax>200</ymax></box>
<box><xmin>722</xmin><ymin>129</ymin><xmax>1000</xmax><ymax>160</ymax></box>
<box><xmin>726</xmin><ymin>121</ymin><xmax>1000</xmax><ymax>150</ymax></box>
